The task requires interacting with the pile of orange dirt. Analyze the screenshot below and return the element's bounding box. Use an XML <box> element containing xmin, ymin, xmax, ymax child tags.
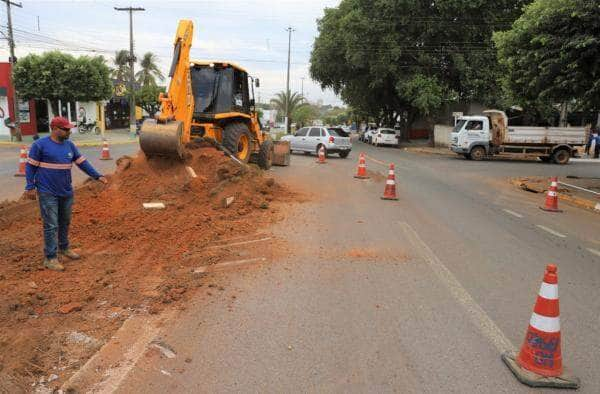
<box><xmin>0</xmin><ymin>145</ymin><xmax>297</xmax><ymax>391</ymax></box>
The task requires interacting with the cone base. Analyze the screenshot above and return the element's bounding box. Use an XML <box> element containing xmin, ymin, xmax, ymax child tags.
<box><xmin>14</xmin><ymin>173</ymin><xmax>25</xmax><ymax>177</ymax></box>
<box><xmin>316</xmin><ymin>161</ymin><xmax>326</xmax><ymax>164</ymax></box>
<box><xmin>99</xmin><ymin>157</ymin><xmax>113</xmax><ymax>161</ymax></box>
<box><xmin>501</xmin><ymin>352</ymin><xmax>579</xmax><ymax>389</ymax></box>
<box><xmin>380</xmin><ymin>196</ymin><xmax>398</xmax><ymax>200</ymax></box>
<box><xmin>539</xmin><ymin>206</ymin><xmax>562</xmax><ymax>213</ymax></box>
<box><xmin>354</xmin><ymin>175</ymin><xmax>369</xmax><ymax>179</ymax></box>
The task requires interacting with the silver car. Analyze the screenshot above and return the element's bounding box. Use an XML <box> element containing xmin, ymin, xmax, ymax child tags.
<box><xmin>281</xmin><ymin>126</ymin><xmax>352</xmax><ymax>158</ymax></box>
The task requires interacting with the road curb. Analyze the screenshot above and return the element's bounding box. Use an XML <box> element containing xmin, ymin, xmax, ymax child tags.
<box><xmin>511</xmin><ymin>178</ymin><xmax>600</xmax><ymax>214</ymax></box>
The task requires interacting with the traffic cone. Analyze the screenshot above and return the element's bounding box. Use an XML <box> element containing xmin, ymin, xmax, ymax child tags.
<box><xmin>316</xmin><ymin>146</ymin><xmax>326</xmax><ymax>164</ymax></box>
<box><xmin>14</xmin><ymin>145</ymin><xmax>27</xmax><ymax>177</ymax></box>
<box><xmin>540</xmin><ymin>177</ymin><xmax>562</xmax><ymax>212</ymax></box>
<box><xmin>502</xmin><ymin>264</ymin><xmax>580</xmax><ymax>389</ymax></box>
<box><xmin>380</xmin><ymin>163</ymin><xmax>398</xmax><ymax>200</ymax></box>
<box><xmin>99</xmin><ymin>140</ymin><xmax>113</xmax><ymax>160</ymax></box>
<box><xmin>354</xmin><ymin>152</ymin><xmax>369</xmax><ymax>179</ymax></box>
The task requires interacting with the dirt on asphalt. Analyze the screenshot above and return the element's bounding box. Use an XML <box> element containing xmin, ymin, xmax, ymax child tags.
<box><xmin>0</xmin><ymin>144</ymin><xmax>298</xmax><ymax>391</ymax></box>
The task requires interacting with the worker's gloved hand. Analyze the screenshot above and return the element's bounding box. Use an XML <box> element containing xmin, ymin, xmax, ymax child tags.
<box><xmin>22</xmin><ymin>189</ymin><xmax>37</xmax><ymax>201</ymax></box>
<box><xmin>97</xmin><ymin>176</ymin><xmax>108</xmax><ymax>184</ymax></box>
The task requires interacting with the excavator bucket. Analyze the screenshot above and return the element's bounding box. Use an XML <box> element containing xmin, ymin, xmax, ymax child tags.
<box><xmin>139</xmin><ymin>119</ymin><xmax>185</xmax><ymax>159</ymax></box>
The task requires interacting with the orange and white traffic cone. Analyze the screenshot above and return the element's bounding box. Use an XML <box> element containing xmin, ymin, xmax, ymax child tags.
<box><xmin>540</xmin><ymin>177</ymin><xmax>562</xmax><ymax>212</ymax></box>
<box><xmin>99</xmin><ymin>140</ymin><xmax>113</xmax><ymax>160</ymax></box>
<box><xmin>502</xmin><ymin>264</ymin><xmax>579</xmax><ymax>389</ymax></box>
<box><xmin>316</xmin><ymin>146</ymin><xmax>326</xmax><ymax>164</ymax></box>
<box><xmin>14</xmin><ymin>145</ymin><xmax>27</xmax><ymax>177</ymax></box>
<box><xmin>381</xmin><ymin>163</ymin><xmax>398</xmax><ymax>200</ymax></box>
<box><xmin>354</xmin><ymin>152</ymin><xmax>369</xmax><ymax>179</ymax></box>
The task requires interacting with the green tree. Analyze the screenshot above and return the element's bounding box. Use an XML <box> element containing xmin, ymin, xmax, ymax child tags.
<box><xmin>310</xmin><ymin>0</ymin><xmax>527</xmax><ymax>132</ymax></box>
<box><xmin>134</xmin><ymin>84</ymin><xmax>166</xmax><ymax>117</ymax></box>
<box><xmin>494</xmin><ymin>0</ymin><xmax>600</xmax><ymax>116</ymax></box>
<box><xmin>270</xmin><ymin>91</ymin><xmax>308</xmax><ymax>131</ymax></box>
<box><xmin>111</xmin><ymin>49</ymin><xmax>130</xmax><ymax>82</ymax></box>
<box><xmin>136</xmin><ymin>52</ymin><xmax>164</xmax><ymax>87</ymax></box>
<box><xmin>13</xmin><ymin>51</ymin><xmax>112</xmax><ymax>116</ymax></box>
<box><xmin>293</xmin><ymin>105</ymin><xmax>318</xmax><ymax>128</ymax></box>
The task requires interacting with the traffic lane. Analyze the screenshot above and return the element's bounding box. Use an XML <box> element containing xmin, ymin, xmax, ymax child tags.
<box><xmin>114</xmin><ymin>154</ymin><xmax>524</xmax><ymax>393</ymax></box>
<box><xmin>360</xmin><ymin>141</ymin><xmax>600</xmax><ymax>248</ymax></box>
<box><xmin>0</xmin><ymin>143</ymin><xmax>140</xmax><ymax>201</ymax></box>
<box><xmin>359</xmin><ymin>143</ymin><xmax>600</xmax><ymax>390</ymax></box>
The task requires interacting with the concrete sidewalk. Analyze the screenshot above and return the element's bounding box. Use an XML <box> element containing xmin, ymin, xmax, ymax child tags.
<box><xmin>0</xmin><ymin>128</ymin><xmax>138</xmax><ymax>147</ymax></box>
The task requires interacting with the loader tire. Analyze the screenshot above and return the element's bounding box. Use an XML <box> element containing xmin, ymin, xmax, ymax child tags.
<box><xmin>257</xmin><ymin>139</ymin><xmax>274</xmax><ymax>170</ymax></box>
<box><xmin>223</xmin><ymin>122</ymin><xmax>253</xmax><ymax>163</ymax></box>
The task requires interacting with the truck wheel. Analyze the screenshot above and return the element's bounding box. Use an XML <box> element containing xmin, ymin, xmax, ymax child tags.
<box><xmin>339</xmin><ymin>151</ymin><xmax>350</xmax><ymax>158</ymax></box>
<box><xmin>552</xmin><ymin>149</ymin><xmax>570</xmax><ymax>165</ymax></box>
<box><xmin>223</xmin><ymin>122</ymin><xmax>253</xmax><ymax>163</ymax></box>
<box><xmin>470</xmin><ymin>146</ymin><xmax>486</xmax><ymax>161</ymax></box>
<box><xmin>257</xmin><ymin>139</ymin><xmax>274</xmax><ymax>170</ymax></box>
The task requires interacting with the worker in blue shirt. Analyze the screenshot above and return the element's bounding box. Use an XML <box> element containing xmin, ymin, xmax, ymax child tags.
<box><xmin>22</xmin><ymin>116</ymin><xmax>108</xmax><ymax>271</ymax></box>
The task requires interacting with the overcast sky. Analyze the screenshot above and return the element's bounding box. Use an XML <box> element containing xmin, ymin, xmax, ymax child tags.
<box><xmin>0</xmin><ymin>0</ymin><xmax>343</xmax><ymax>105</ymax></box>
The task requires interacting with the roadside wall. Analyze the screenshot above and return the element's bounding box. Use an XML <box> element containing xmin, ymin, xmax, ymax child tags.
<box><xmin>434</xmin><ymin>125</ymin><xmax>453</xmax><ymax>147</ymax></box>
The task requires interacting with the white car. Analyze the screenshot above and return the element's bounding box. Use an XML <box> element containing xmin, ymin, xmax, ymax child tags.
<box><xmin>372</xmin><ymin>128</ymin><xmax>398</xmax><ymax>146</ymax></box>
<box><xmin>280</xmin><ymin>126</ymin><xmax>352</xmax><ymax>158</ymax></box>
<box><xmin>364</xmin><ymin>128</ymin><xmax>379</xmax><ymax>144</ymax></box>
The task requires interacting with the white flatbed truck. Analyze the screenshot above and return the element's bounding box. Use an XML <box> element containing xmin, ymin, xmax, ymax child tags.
<box><xmin>450</xmin><ymin>110</ymin><xmax>587</xmax><ymax>164</ymax></box>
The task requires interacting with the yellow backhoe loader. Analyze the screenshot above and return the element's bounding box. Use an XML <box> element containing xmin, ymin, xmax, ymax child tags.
<box><xmin>140</xmin><ymin>20</ymin><xmax>274</xmax><ymax>169</ymax></box>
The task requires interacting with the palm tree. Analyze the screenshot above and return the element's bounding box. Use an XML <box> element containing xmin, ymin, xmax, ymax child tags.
<box><xmin>111</xmin><ymin>49</ymin><xmax>130</xmax><ymax>82</ymax></box>
<box><xmin>270</xmin><ymin>91</ymin><xmax>307</xmax><ymax>132</ymax></box>
<box><xmin>135</xmin><ymin>52</ymin><xmax>164</xmax><ymax>87</ymax></box>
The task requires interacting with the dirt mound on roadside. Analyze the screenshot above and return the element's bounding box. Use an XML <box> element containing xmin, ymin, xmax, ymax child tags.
<box><xmin>0</xmin><ymin>147</ymin><xmax>297</xmax><ymax>391</ymax></box>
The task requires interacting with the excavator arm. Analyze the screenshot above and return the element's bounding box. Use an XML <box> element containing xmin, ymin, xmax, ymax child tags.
<box><xmin>140</xmin><ymin>20</ymin><xmax>194</xmax><ymax>158</ymax></box>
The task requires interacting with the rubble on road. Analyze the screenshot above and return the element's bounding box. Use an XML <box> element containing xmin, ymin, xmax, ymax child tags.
<box><xmin>512</xmin><ymin>176</ymin><xmax>600</xmax><ymax>212</ymax></box>
<box><xmin>0</xmin><ymin>146</ymin><xmax>297</xmax><ymax>391</ymax></box>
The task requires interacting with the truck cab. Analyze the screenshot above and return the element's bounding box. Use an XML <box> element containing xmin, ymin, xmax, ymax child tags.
<box><xmin>450</xmin><ymin>115</ymin><xmax>491</xmax><ymax>160</ymax></box>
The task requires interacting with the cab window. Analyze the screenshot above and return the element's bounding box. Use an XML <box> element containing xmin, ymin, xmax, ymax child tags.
<box><xmin>295</xmin><ymin>128</ymin><xmax>308</xmax><ymax>137</ymax></box>
<box><xmin>466</xmin><ymin>120</ymin><xmax>483</xmax><ymax>131</ymax></box>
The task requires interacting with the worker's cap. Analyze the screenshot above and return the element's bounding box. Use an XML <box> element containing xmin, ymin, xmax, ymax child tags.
<box><xmin>50</xmin><ymin>116</ymin><xmax>75</xmax><ymax>130</ymax></box>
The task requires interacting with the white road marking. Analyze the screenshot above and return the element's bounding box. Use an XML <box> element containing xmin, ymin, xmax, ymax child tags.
<box><xmin>363</xmin><ymin>154</ymin><xmax>388</xmax><ymax>167</ymax></box>
<box><xmin>502</xmin><ymin>209</ymin><xmax>523</xmax><ymax>218</ymax></box>
<box><xmin>536</xmin><ymin>225</ymin><xmax>566</xmax><ymax>238</ymax></box>
<box><xmin>587</xmin><ymin>248</ymin><xmax>600</xmax><ymax>258</ymax></box>
<box><xmin>399</xmin><ymin>222</ymin><xmax>515</xmax><ymax>354</ymax></box>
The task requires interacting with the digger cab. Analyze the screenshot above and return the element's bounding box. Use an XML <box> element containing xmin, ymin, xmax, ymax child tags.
<box><xmin>190</xmin><ymin>61</ymin><xmax>256</xmax><ymax>123</ymax></box>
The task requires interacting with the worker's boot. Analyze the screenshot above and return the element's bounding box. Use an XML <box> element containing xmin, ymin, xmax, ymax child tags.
<box><xmin>59</xmin><ymin>249</ymin><xmax>81</xmax><ymax>260</ymax></box>
<box><xmin>44</xmin><ymin>258</ymin><xmax>64</xmax><ymax>272</ymax></box>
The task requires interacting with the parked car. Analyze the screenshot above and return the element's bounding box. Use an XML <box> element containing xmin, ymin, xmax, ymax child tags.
<box><xmin>364</xmin><ymin>127</ymin><xmax>379</xmax><ymax>144</ymax></box>
<box><xmin>359</xmin><ymin>126</ymin><xmax>376</xmax><ymax>142</ymax></box>
<box><xmin>372</xmin><ymin>128</ymin><xmax>398</xmax><ymax>146</ymax></box>
<box><xmin>280</xmin><ymin>126</ymin><xmax>352</xmax><ymax>158</ymax></box>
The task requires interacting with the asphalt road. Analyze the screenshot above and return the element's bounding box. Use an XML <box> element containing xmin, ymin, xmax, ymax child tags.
<box><xmin>40</xmin><ymin>141</ymin><xmax>600</xmax><ymax>392</ymax></box>
<box><xmin>0</xmin><ymin>143</ymin><xmax>140</xmax><ymax>201</ymax></box>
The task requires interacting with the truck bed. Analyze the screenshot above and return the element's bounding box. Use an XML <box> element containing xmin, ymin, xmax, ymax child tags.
<box><xmin>503</xmin><ymin>127</ymin><xmax>586</xmax><ymax>146</ymax></box>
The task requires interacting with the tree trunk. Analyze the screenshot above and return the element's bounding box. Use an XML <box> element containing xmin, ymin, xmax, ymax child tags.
<box><xmin>559</xmin><ymin>102</ymin><xmax>568</xmax><ymax>127</ymax></box>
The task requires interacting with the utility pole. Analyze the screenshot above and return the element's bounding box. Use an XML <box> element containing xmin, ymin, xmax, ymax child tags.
<box><xmin>301</xmin><ymin>77</ymin><xmax>305</xmax><ymax>99</ymax></box>
<box><xmin>114</xmin><ymin>6</ymin><xmax>145</xmax><ymax>134</ymax></box>
<box><xmin>3</xmin><ymin>0</ymin><xmax>22</xmax><ymax>142</ymax></box>
<box><xmin>285</xmin><ymin>26</ymin><xmax>294</xmax><ymax>134</ymax></box>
